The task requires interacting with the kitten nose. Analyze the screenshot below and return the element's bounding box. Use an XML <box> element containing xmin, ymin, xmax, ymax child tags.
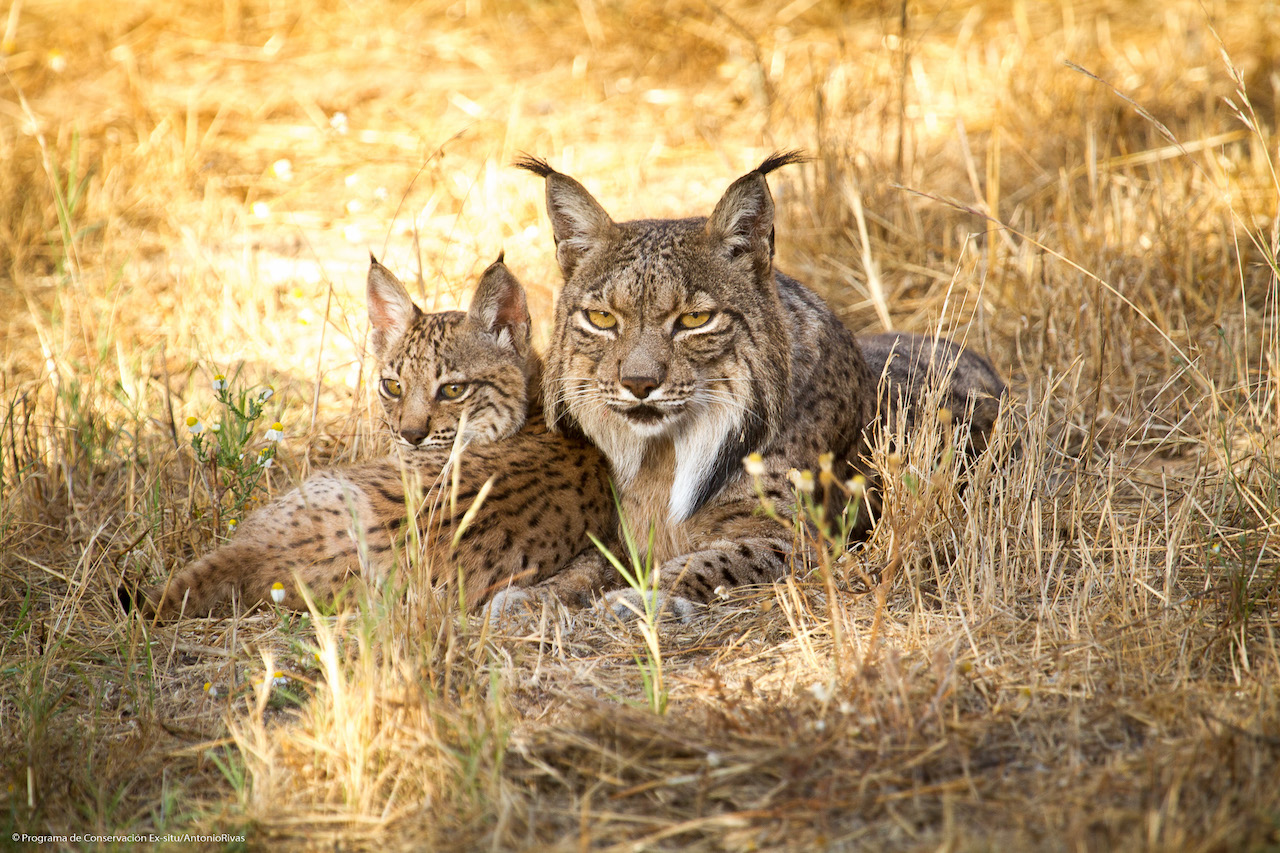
<box><xmin>399</xmin><ymin>426</ymin><xmax>428</xmax><ymax>445</ymax></box>
<box><xmin>620</xmin><ymin>375</ymin><xmax>659</xmax><ymax>399</ymax></box>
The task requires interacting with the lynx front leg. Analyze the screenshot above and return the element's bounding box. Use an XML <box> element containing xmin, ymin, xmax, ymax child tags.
<box><xmin>600</xmin><ymin>500</ymin><xmax>803</xmax><ymax>623</ymax></box>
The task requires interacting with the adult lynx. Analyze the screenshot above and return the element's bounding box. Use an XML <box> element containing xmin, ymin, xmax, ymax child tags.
<box><xmin>516</xmin><ymin>152</ymin><xmax>879</xmax><ymax>615</ymax></box>
<box><xmin>126</xmin><ymin>257</ymin><xmax>612</xmax><ymax>618</ymax></box>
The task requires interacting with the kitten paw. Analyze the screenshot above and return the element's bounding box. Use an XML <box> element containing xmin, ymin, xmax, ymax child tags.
<box><xmin>602</xmin><ymin>589</ymin><xmax>698</xmax><ymax>623</ymax></box>
<box><xmin>485</xmin><ymin>587</ymin><xmax>537</xmax><ymax>621</ymax></box>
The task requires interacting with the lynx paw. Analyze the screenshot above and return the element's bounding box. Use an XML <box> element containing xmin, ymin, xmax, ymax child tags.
<box><xmin>601</xmin><ymin>589</ymin><xmax>698</xmax><ymax>624</ymax></box>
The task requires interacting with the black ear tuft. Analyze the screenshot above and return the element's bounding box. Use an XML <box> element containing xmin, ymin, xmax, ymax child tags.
<box><xmin>513</xmin><ymin>154</ymin><xmax>557</xmax><ymax>178</ymax></box>
<box><xmin>756</xmin><ymin>150</ymin><xmax>808</xmax><ymax>176</ymax></box>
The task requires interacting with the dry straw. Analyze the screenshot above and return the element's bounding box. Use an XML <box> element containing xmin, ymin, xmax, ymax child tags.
<box><xmin>2</xmin><ymin>0</ymin><xmax>1278</xmax><ymax>849</ymax></box>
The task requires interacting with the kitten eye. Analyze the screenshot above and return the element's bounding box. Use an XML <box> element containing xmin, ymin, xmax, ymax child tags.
<box><xmin>585</xmin><ymin>309</ymin><xmax>617</xmax><ymax>330</ymax></box>
<box><xmin>678</xmin><ymin>311</ymin><xmax>712</xmax><ymax>329</ymax></box>
<box><xmin>438</xmin><ymin>383</ymin><xmax>468</xmax><ymax>400</ymax></box>
<box><xmin>380</xmin><ymin>378</ymin><xmax>402</xmax><ymax>398</ymax></box>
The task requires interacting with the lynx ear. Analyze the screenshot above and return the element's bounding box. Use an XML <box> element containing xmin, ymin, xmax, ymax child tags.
<box><xmin>706</xmin><ymin>151</ymin><xmax>805</xmax><ymax>263</ymax></box>
<box><xmin>467</xmin><ymin>252</ymin><xmax>531</xmax><ymax>360</ymax></box>
<box><xmin>706</xmin><ymin>171</ymin><xmax>775</xmax><ymax>262</ymax></box>
<box><xmin>367</xmin><ymin>255</ymin><xmax>421</xmax><ymax>360</ymax></box>
<box><xmin>514</xmin><ymin>155</ymin><xmax>616</xmax><ymax>280</ymax></box>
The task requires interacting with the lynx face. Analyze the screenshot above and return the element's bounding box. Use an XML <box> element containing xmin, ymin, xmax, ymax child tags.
<box><xmin>367</xmin><ymin>256</ymin><xmax>536</xmax><ymax>450</ymax></box>
<box><xmin>519</xmin><ymin>155</ymin><xmax>801</xmax><ymax>522</ymax></box>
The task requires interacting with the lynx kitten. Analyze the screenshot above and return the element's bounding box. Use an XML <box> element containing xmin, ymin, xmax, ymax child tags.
<box><xmin>126</xmin><ymin>257</ymin><xmax>612</xmax><ymax>618</ymax></box>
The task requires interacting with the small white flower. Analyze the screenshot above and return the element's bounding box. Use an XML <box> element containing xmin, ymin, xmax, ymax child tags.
<box><xmin>742</xmin><ymin>452</ymin><xmax>765</xmax><ymax>477</ymax></box>
<box><xmin>265</xmin><ymin>422</ymin><xmax>283</xmax><ymax>442</ymax></box>
<box><xmin>48</xmin><ymin>49</ymin><xmax>67</xmax><ymax>73</ymax></box>
<box><xmin>211</xmin><ymin>374</ymin><xmax>227</xmax><ymax>391</ymax></box>
<box><xmin>330</xmin><ymin>112</ymin><xmax>349</xmax><ymax>134</ymax></box>
<box><xmin>272</xmin><ymin>158</ymin><xmax>293</xmax><ymax>180</ymax></box>
<box><xmin>272</xmin><ymin>671</ymin><xmax>288</xmax><ymax>687</ymax></box>
<box><xmin>251</xmin><ymin>201</ymin><xmax>270</xmax><ymax>218</ymax></box>
<box><xmin>788</xmin><ymin>468</ymin><xmax>816</xmax><ymax>495</ymax></box>
<box><xmin>259</xmin><ymin>386</ymin><xmax>275</xmax><ymax>402</ymax></box>
<box><xmin>714</xmin><ymin>585</ymin><xmax>730</xmax><ymax>601</ymax></box>
<box><xmin>203</xmin><ymin>681</ymin><xmax>218</xmax><ymax>699</ymax></box>
<box><xmin>227</xmin><ymin>518</ymin><xmax>239</xmax><ymax>532</ymax></box>
<box><xmin>186</xmin><ymin>416</ymin><xmax>203</xmax><ymax>434</ymax></box>
<box><xmin>270</xmin><ymin>582</ymin><xmax>286</xmax><ymax>604</ymax></box>
<box><xmin>258</xmin><ymin>451</ymin><xmax>274</xmax><ymax>469</ymax></box>
<box><xmin>210</xmin><ymin>422</ymin><xmax>221</xmax><ymax>433</ymax></box>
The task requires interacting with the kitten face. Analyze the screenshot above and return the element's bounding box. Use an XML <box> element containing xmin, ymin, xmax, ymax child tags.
<box><xmin>367</xmin><ymin>256</ymin><xmax>535</xmax><ymax>450</ymax></box>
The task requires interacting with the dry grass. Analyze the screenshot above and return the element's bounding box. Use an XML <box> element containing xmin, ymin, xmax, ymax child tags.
<box><xmin>3</xmin><ymin>0</ymin><xmax>1280</xmax><ymax>849</ymax></box>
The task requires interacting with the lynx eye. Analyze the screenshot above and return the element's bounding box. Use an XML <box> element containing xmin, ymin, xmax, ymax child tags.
<box><xmin>585</xmin><ymin>309</ymin><xmax>617</xmax><ymax>330</ymax></box>
<box><xmin>380</xmin><ymin>378</ymin><xmax>402</xmax><ymax>398</ymax></box>
<box><xmin>678</xmin><ymin>311</ymin><xmax>712</xmax><ymax>329</ymax></box>
<box><xmin>438</xmin><ymin>383</ymin><xmax>468</xmax><ymax>400</ymax></box>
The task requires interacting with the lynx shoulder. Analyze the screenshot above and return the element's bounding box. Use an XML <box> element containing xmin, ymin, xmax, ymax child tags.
<box><xmin>126</xmin><ymin>257</ymin><xmax>613</xmax><ymax>618</ymax></box>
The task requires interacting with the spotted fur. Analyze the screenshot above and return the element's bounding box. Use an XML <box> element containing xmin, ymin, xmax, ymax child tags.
<box><xmin>516</xmin><ymin>153</ymin><xmax>879</xmax><ymax>611</ymax></box>
<box><xmin>127</xmin><ymin>258</ymin><xmax>614</xmax><ymax>618</ymax></box>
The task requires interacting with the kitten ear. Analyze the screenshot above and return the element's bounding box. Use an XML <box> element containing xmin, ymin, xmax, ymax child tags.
<box><xmin>468</xmin><ymin>252</ymin><xmax>531</xmax><ymax>359</ymax></box>
<box><xmin>367</xmin><ymin>255</ymin><xmax>420</xmax><ymax>360</ymax></box>
<box><xmin>705</xmin><ymin>151</ymin><xmax>805</xmax><ymax>263</ymax></box>
<box><xmin>514</xmin><ymin>155</ymin><xmax>616</xmax><ymax>280</ymax></box>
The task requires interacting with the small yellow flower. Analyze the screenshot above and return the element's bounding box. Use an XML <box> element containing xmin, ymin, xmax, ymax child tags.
<box><xmin>203</xmin><ymin>681</ymin><xmax>218</xmax><ymax>698</ymax></box>
<box><xmin>212</xmin><ymin>374</ymin><xmax>227</xmax><ymax>391</ymax></box>
<box><xmin>742</xmin><ymin>452</ymin><xmax>765</xmax><ymax>477</ymax></box>
<box><xmin>227</xmin><ymin>518</ymin><xmax>239</xmax><ymax>531</ymax></box>
<box><xmin>265</xmin><ymin>422</ymin><xmax>283</xmax><ymax>442</ymax></box>
<box><xmin>270</xmin><ymin>581</ymin><xmax>286</xmax><ymax>604</ymax></box>
<box><xmin>186</xmin><ymin>416</ymin><xmax>203</xmax><ymax>434</ymax></box>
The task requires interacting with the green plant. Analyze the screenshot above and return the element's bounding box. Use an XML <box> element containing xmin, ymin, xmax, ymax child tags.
<box><xmin>589</xmin><ymin>491</ymin><xmax>667</xmax><ymax>714</ymax></box>
<box><xmin>187</xmin><ymin>370</ymin><xmax>282</xmax><ymax>529</ymax></box>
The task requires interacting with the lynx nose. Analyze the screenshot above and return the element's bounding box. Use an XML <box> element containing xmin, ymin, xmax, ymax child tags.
<box><xmin>620</xmin><ymin>375</ymin><xmax>660</xmax><ymax>400</ymax></box>
<box><xmin>399</xmin><ymin>426</ymin><xmax>429</xmax><ymax>445</ymax></box>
